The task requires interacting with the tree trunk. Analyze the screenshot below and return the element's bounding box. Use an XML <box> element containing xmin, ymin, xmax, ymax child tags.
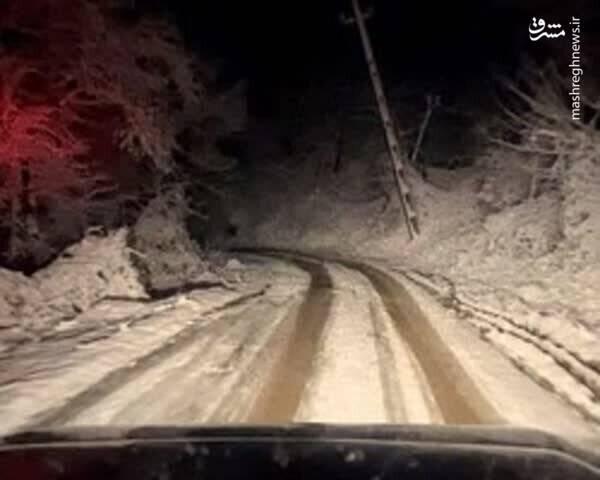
<box><xmin>21</xmin><ymin>159</ymin><xmax>40</xmax><ymax>241</ymax></box>
<box><xmin>8</xmin><ymin>196</ymin><xmax>19</xmax><ymax>260</ymax></box>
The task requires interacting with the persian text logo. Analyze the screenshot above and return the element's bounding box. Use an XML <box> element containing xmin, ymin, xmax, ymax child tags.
<box><xmin>528</xmin><ymin>16</ymin><xmax>582</xmax><ymax>121</ymax></box>
<box><xmin>529</xmin><ymin>17</ymin><xmax>565</xmax><ymax>41</ymax></box>
<box><xmin>570</xmin><ymin>17</ymin><xmax>582</xmax><ymax>121</ymax></box>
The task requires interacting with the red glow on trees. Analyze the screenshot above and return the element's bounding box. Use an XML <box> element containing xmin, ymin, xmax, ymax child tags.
<box><xmin>0</xmin><ymin>0</ymin><xmax>205</xmax><ymax>268</ymax></box>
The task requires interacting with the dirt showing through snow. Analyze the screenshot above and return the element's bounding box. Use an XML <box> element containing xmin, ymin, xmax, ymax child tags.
<box><xmin>1</xmin><ymin>251</ymin><xmax>598</xmax><ymax>449</ymax></box>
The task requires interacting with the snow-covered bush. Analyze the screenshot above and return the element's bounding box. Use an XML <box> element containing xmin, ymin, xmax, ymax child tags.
<box><xmin>561</xmin><ymin>155</ymin><xmax>600</xmax><ymax>268</ymax></box>
<box><xmin>477</xmin><ymin>151</ymin><xmax>532</xmax><ymax>214</ymax></box>
<box><xmin>484</xmin><ymin>196</ymin><xmax>563</xmax><ymax>259</ymax></box>
<box><xmin>32</xmin><ymin>229</ymin><xmax>146</xmax><ymax>320</ymax></box>
<box><xmin>128</xmin><ymin>187</ymin><xmax>208</xmax><ymax>295</ymax></box>
<box><xmin>489</xmin><ymin>60</ymin><xmax>599</xmax><ymax>199</ymax></box>
<box><xmin>476</xmin><ymin>59</ymin><xmax>600</xmax><ymax>263</ymax></box>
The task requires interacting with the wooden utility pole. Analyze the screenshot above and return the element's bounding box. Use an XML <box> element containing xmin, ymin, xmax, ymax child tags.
<box><xmin>411</xmin><ymin>94</ymin><xmax>439</xmax><ymax>179</ymax></box>
<box><xmin>342</xmin><ymin>0</ymin><xmax>420</xmax><ymax>239</ymax></box>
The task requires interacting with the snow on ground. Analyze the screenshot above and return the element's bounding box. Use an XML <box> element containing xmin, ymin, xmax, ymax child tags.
<box><xmin>0</xmin><ymin>229</ymin><xmax>146</xmax><ymax>355</ymax></box>
<box><xmin>295</xmin><ymin>263</ymin><xmax>388</xmax><ymax>423</ymax></box>
<box><xmin>396</xmin><ymin>273</ymin><xmax>599</xmax><ymax>440</ymax></box>
<box><xmin>369</xmin><ymin>147</ymin><xmax>600</xmax><ymax>425</ymax></box>
<box><xmin>0</xmin><ymin>254</ymin><xmax>304</xmax><ymax>434</ymax></box>
<box><xmin>239</xmin><ymin>117</ymin><xmax>600</xmax><ymax>429</ymax></box>
<box><xmin>0</xmin><ymin>221</ymin><xmax>266</xmax><ymax>359</ymax></box>
<box><xmin>376</xmin><ymin>153</ymin><xmax>599</xmax><ymax>425</ymax></box>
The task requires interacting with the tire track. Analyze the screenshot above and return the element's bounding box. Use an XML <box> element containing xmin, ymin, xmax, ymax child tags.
<box><xmin>240</xmin><ymin>249</ymin><xmax>503</xmax><ymax>425</ymax></box>
<box><xmin>405</xmin><ymin>269</ymin><xmax>600</xmax><ymax>399</ymax></box>
<box><xmin>246</xmin><ymin>258</ymin><xmax>334</xmax><ymax>423</ymax></box>
<box><xmin>23</xmin><ymin>249</ymin><xmax>503</xmax><ymax>429</ymax></box>
<box><xmin>72</xmin><ymin>300</ymin><xmax>286</xmax><ymax>426</ymax></box>
<box><xmin>354</xmin><ymin>263</ymin><xmax>503</xmax><ymax>424</ymax></box>
<box><xmin>368</xmin><ymin>301</ymin><xmax>407</xmax><ymax>422</ymax></box>
<box><xmin>27</xmin><ymin>291</ymin><xmax>266</xmax><ymax>429</ymax></box>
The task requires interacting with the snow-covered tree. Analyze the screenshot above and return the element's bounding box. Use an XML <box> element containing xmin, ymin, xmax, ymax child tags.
<box><xmin>0</xmin><ymin>0</ymin><xmax>208</xmax><ymax>267</ymax></box>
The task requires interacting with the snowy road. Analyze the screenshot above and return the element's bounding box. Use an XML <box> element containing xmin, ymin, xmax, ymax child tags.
<box><xmin>0</xmin><ymin>253</ymin><xmax>598</xmax><ymax>442</ymax></box>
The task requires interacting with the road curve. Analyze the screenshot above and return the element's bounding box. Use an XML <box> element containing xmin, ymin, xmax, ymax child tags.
<box><xmin>234</xmin><ymin>250</ymin><xmax>598</xmax><ymax>440</ymax></box>
<box><xmin>2</xmin><ymin>250</ymin><xmax>597</xmax><ymax>439</ymax></box>
<box><xmin>31</xmin><ymin>251</ymin><xmax>498</xmax><ymax>427</ymax></box>
<box><xmin>245</xmin><ymin>252</ymin><xmax>502</xmax><ymax>425</ymax></box>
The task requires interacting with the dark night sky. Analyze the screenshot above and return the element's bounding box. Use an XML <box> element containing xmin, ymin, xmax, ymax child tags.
<box><xmin>164</xmin><ymin>0</ymin><xmax>600</xmax><ymax>113</ymax></box>
<box><xmin>170</xmin><ymin>1</ymin><xmax>596</xmax><ymax>73</ymax></box>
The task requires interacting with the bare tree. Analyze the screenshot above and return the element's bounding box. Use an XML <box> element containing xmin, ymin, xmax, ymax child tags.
<box><xmin>491</xmin><ymin>60</ymin><xmax>599</xmax><ymax>199</ymax></box>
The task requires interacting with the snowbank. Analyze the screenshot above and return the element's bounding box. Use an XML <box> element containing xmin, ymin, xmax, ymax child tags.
<box><xmin>0</xmin><ymin>229</ymin><xmax>146</xmax><ymax>353</ymax></box>
<box><xmin>377</xmin><ymin>144</ymin><xmax>600</xmax><ymax>424</ymax></box>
